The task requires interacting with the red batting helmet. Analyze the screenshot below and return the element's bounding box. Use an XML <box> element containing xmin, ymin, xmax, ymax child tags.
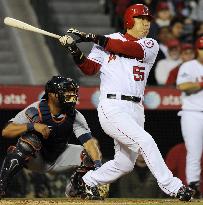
<box><xmin>195</xmin><ymin>36</ymin><xmax>203</xmax><ymax>56</ymax></box>
<box><xmin>195</xmin><ymin>36</ymin><xmax>203</xmax><ymax>50</ymax></box>
<box><xmin>124</xmin><ymin>4</ymin><xmax>153</xmax><ymax>29</ymax></box>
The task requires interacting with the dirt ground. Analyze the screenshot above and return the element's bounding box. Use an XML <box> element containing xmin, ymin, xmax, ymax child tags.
<box><xmin>0</xmin><ymin>198</ymin><xmax>202</xmax><ymax>205</ymax></box>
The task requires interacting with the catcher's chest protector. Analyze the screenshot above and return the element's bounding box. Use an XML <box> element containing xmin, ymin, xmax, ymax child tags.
<box><xmin>38</xmin><ymin>100</ymin><xmax>76</xmax><ymax>163</ymax></box>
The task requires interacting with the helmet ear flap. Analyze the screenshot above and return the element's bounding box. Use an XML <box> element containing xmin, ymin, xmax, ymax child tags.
<box><xmin>126</xmin><ymin>18</ymin><xmax>135</xmax><ymax>29</ymax></box>
<box><xmin>124</xmin><ymin>12</ymin><xmax>135</xmax><ymax>29</ymax></box>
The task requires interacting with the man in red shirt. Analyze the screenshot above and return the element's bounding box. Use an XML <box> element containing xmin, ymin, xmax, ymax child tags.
<box><xmin>166</xmin><ymin>143</ymin><xmax>203</xmax><ymax>198</ymax></box>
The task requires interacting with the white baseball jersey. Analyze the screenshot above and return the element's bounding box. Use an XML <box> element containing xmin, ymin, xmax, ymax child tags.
<box><xmin>87</xmin><ymin>32</ymin><xmax>159</xmax><ymax>99</ymax></box>
<box><xmin>176</xmin><ymin>60</ymin><xmax>203</xmax><ymax>111</ymax></box>
<box><xmin>10</xmin><ymin>101</ymin><xmax>91</xmax><ymax>139</ymax></box>
<box><xmin>83</xmin><ymin>33</ymin><xmax>184</xmax><ymax>195</ymax></box>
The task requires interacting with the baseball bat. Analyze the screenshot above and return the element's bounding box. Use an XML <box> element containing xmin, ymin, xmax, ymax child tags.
<box><xmin>4</xmin><ymin>17</ymin><xmax>61</xmax><ymax>39</ymax></box>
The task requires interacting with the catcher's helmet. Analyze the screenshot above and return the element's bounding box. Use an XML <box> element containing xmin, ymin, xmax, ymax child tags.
<box><xmin>42</xmin><ymin>76</ymin><xmax>79</xmax><ymax>110</ymax></box>
<box><xmin>124</xmin><ymin>4</ymin><xmax>153</xmax><ymax>29</ymax></box>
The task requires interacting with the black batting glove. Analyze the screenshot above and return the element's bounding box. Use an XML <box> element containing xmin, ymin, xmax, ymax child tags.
<box><xmin>59</xmin><ymin>35</ymin><xmax>77</xmax><ymax>54</ymax></box>
<box><xmin>59</xmin><ymin>35</ymin><xmax>85</xmax><ymax>64</ymax></box>
<box><xmin>67</xmin><ymin>28</ymin><xmax>109</xmax><ymax>48</ymax></box>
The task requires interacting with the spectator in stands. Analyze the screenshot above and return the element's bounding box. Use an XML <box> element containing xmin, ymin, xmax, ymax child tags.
<box><xmin>190</xmin><ymin>0</ymin><xmax>203</xmax><ymax>22</ymax></box>
<box><xmin>155</xmin><ymin>38</ymin><xmax>182</xmax><ymax>85</ymax></box>
<box><xmin>114</xmin><ymin>0</ymin><xmax>130</xmax><ymax>32</ymax></box>
<box><xmin>149</xmin><ymin>1</ymin><xmax>172</xmax><ymax>39</ymax></box>
<box><xmin>165</xmin><ymin>143</ymin><xmax>203</xmax><ymax>197</ymax></box>
<box><xmin>195</xmin><ymin>22</ymin><xmax>203</xmax><ymax>39</ymax></box>
<box><xmin>166</xmin><ymin>43</ymin><xmax>195</xmax><ymax>86</ymax></box>
<box><xmin>110</xmin><ymin>155</ymin><xmax>161</xmax><ymax>198</ymax></box>
<box><xmin>155</xmin><ymin>1</ymin><xmax>172</xmax><ymax>27</ymax></box>
<box><xmin>147</xmin><ymin>26</ymin><xmax>173</xmax><ymax>85</ymax></box>
<box><xmin>182</xmin><ymin>17</ymin><xmax>195</xmax><ymax>42</ymax></box>
<box><xmin>171</xmin><ymin>1</ymin><xmax>192</xmax><ymax>18</ymax></box>
<box><xmin>129</xmin><ymin>0</ymin><xmax>158</xmax><ymax>15</ymax></box>
<box><xmin>169</xmin><ymin>17</ymin><xmax>184</xmax><ymax>41</ymax></box>
<box><xmin>157</xmin><ymin>26</ymin><xmax>173</xmax><ymax>58</ymax></box>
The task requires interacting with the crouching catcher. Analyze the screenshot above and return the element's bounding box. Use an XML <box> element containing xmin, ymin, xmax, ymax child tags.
<box><xmin>0</xmin><ymin>75</ymin><xmax>108</xmax><ymax>200</ymax></box>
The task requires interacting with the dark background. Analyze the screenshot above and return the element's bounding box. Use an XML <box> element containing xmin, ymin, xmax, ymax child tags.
<box><xmin>0</xmin><ymin>109</ymin><xmax>183</xmax><ymax>161</ymax></box>
<box><xmin>0</xmin><ymin>109</ymin><xmax>184</xmax><ymax>198</ymax></box>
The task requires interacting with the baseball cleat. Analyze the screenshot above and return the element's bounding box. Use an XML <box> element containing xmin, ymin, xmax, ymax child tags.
<box><xmin>176</xmin><ymin>185</ymin><xmax>194</xmax><ymax>201</ymax></box>
<box><xmin>80</xmin><ymin>179</ymin><xmax>103</xmax><ymax>200</ymax></box>
<box><xmin>189</xmin><ymin>181</ymin><xmax>201</xmax><ymax>199</ymax></box>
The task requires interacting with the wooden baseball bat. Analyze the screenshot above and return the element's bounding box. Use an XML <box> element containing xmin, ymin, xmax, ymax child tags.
<box><xmin>4</xmin><ymin>17</ymin><xmax>61</xmax><ymax>39</ymax></box>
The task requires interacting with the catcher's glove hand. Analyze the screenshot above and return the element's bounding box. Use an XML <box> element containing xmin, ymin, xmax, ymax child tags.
<box><xmin>65</xmin><ymin>166</ymin><xmax>109</xmax><ymax>199</ymax></box>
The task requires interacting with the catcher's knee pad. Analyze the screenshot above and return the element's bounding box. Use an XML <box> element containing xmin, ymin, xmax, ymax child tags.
<box><xmin>16</xmin><ymin>132</ymin><xmax>42</xmax><ymax>159</ymax></box>
<box><xmin>0</xmin><ymin>133</ymin><xmax>41</xmax><ymax>196</ymax></box>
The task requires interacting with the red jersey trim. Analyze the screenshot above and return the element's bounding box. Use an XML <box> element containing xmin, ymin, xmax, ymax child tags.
<box><xmin>105</xmin><ymin>34</ymin><xmax>144</xmax><ymax>59</ymax></box>
<box><xmin>78</xmin><ymin>57</ymin><xmax>101</xmax><ymax>76</ymax></box>
<box><xmin>124</xmin><ymin>33</ymin><xmax>139</xmax><ymax>41</ymax></box>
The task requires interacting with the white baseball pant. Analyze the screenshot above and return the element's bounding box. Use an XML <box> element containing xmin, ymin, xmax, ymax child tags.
<box><xmin>180</xmin><ymin>110</ymin><xmax>203</xmax><ymax>183</ymax></box>
<box><xmin>83</xmin><ymin>98</ymin><xmax>183</xmax><ymax>196</ymax></box>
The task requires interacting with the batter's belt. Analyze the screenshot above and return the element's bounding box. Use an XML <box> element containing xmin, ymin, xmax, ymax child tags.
<box><xmin>107</xmin><ymin>94</ymin><xmax>141</xmax><ymax>103</ymax></box>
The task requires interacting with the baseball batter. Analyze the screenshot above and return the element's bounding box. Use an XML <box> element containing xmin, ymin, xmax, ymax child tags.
<box><xmin>176</xmin><ymin>36</ymin><xmax>203</xmax><ymax>198</ymax></box>
<box><xmin>59</xmin><ymin>4</ymin><xmax>194</xmax><ymax>201</ymax></box>
<box><xmin>0</xmin><ymin>76</ymin><xmax>103</xmax><ymax>199</ymax></box>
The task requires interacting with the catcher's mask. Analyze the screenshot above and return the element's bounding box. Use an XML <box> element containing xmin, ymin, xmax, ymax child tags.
<box><xmin>42</xmin><ymin>76</ymin><xmax>79</xmax><ymax>111</ymax></box>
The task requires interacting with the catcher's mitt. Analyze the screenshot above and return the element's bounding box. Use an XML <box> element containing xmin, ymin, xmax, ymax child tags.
<box><xmin>65</xmin><ymin>166</ymin><xmax>109</xmax><ymax>199</ymax></box>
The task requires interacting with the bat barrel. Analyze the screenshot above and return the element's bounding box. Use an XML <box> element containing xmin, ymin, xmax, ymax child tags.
<box><xmin>4</xmin><ymin>17</ymin><xmax>61</xmax><ymax>39</ymax></box>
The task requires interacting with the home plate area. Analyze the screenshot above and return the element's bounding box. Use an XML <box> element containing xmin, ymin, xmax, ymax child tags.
<box><xmin>0</xmin><ymin>198</ymin><xmax>202</xmax><ymax>205</ymax></box>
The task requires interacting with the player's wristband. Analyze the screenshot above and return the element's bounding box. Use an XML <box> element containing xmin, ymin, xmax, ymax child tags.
<box><xmin>27</xmin><ymin>122</ymin><xmax>35</xmax><ymax>132</ymax></box>
<box><xmin>94</xmin><ymin>160</ymin><xmax>102</xmax><ymax>170</ymax></box>
<box><xmin>67</xmin><ymin>43</ymin><xmax>86</xmax><ymax>64</ymax></box>
<box><xmin>93</xmin><ymin>35</ymin><xmax>109</xmax><ymax>48</ymax></box>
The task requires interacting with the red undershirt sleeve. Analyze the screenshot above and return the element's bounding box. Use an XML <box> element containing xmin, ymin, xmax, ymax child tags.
<box><xmin>104</xmin><ymin>38</ymin><xmax>144</xmax><ymax>59</ymax></box>
<box><xmin>76</xmin><ymin>38</ymin><xmax>144</xmax><ymax>75</ymax></box>
<box><xmin>78</xmin><ymin>57</ymin><xmax>101</xmax><ymax>76</ymax></box>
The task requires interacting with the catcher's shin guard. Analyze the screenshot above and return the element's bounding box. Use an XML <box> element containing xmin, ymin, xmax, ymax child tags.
<box><xmin>0</xmin><ymin>133</ymin><xmax>41</xmax><ymax>197</ymax></box>
<box><xmin>0</xmin><ymin>148</ymin><xmax>25</xmax><ymax>197</ymax></box>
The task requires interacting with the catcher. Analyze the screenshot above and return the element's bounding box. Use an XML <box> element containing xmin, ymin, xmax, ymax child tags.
<box><xmin>0</xmin><ymin>75</ymin><xmax>109</xmax><ymax>199</ymax></box>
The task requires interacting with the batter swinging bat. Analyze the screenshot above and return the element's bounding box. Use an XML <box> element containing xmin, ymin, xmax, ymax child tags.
<box><xmin>4</xmin><ymin>17</ymin><xmax>61</xmax><ymax>39</ymax></box>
